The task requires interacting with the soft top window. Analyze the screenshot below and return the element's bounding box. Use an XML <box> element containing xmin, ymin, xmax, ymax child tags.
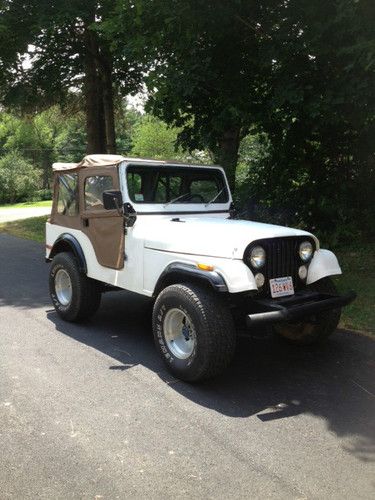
<box><xmin>126</xmin><ymin>165</ymin><xmax>228</xmax><ymax>204</ymax></box>
<box><xmin>57</xmin><ymin>173</ymin><xmax>78</xmax><ymax>216</ymax></box>
<box><xmin>84</xmin><ymin>175</ymin><xmax>114</xmax><ymax>210</ymax></box>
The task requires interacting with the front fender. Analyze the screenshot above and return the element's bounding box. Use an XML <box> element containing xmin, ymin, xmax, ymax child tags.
<box><xmin>153</xmin><ymin>262</ymin><xmax>228</xmax><ymax>296</ymax></box>
<box><xmin>307</xmin><ymin>249</ymin><xmax>342</xmax><ymax>285</ymax></box>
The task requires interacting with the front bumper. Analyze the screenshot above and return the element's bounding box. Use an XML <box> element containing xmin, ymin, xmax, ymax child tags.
<box><xmin>246</xmin><ymin>290</ymin><xmax>356</xmax><ymax>326</ymax></box>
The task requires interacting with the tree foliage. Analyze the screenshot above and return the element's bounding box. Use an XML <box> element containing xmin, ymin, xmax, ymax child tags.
<box><xmin>0</xmin><ymin>107</ymin><xmax>87</xmax><ymax>187</ymax></box>
<box><xmin>0</xmin><ymin>0</ymin><xmax>143</xmax><ymax>154</ymax></box>
<box><xmin>0</xmin><ymin>151</ymin><xmax>40</xmax><ymax>203</ymax></box>
<box><xmin>240</xmin><ymin>0</ymin><xmax>375</xmax><ymax>237</ymax></box>
<box><xmin>103</xmin><ymin>0</ymin><xmax>272</xmax><ymax>189</ymax></box>
<box><xmin>130</xmin><ymin>115</ymin><xmax>210</xmax><ymax>162</ymax></box>
<box><xmin>131</xmin><ymin>116</ymin><xmax>183</xmax><ymax>160</ymax></box>
<box><xmin>103</xmin><ymin>0</ymin><xmax>375</xmax><ymax>239</ymax></box>
<box><xmin>0</xmin><ymin>0</ymin><xmax>374</xmax><ymax>241</ymax></box>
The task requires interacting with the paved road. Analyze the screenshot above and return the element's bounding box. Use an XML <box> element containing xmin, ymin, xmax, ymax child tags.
<box><xmin>0</xmin><ymin>206</ymin><xmax>51</xmax><ymax>223</ymax></box>
<box><xmin>0</xmin><ymin>233</ymin><xmax>374</xmax><ymax>499</ymax></box>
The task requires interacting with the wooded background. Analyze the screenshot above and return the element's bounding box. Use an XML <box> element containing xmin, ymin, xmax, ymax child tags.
<box><xmin>0</xmin><ymin>0</ymin><xmax>374</xmax><ymax>244</ymax></box>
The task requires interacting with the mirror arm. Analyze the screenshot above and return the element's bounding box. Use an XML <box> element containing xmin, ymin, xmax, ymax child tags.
<box><xmin>123</xmin><ymin>202</ymin><xmax>137</xmax><ymax>228</ymax></box>
<box><xmin>113</xmin><ymin>197</ymin><xmax>124</xmax><ymax>217</ymax></box>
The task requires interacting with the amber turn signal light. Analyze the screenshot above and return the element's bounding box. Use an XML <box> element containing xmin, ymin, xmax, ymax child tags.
<box><xmin>197</xmin><ymin>263</ymin><xmax>214</xmax><ymax>271</ymax></box>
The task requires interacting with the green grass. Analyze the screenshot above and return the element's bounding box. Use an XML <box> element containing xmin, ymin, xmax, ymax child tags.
<box><xmin>0</xmin><ymin>215</ymin><xmax>47</xmax><ymax>242</ymax></box>
<box><xmin>334</xmin><ymin>244</ymin><xmax>375</xmax><ymax>336</ymax></box>
<box><xmin>0</xmin><ymin>215</ymin><xmax>373</xmax><ymax>334</ymax></box>
<box><xmin>0</xmin><ymin>200</ymin><xmax>52</xmax><ymax>209</ymax></box>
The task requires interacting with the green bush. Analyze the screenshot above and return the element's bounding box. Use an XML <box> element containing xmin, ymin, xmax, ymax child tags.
<box><xmin>0</xmin><ymin>151</ymin><xmax>41</xmax><ymax>204</ymax></box>
<box><xmin>31</xmin><ymin>188</ymin><xmax>52</xmax><ymax>201</ymax></box>
<box><xmin>234</xmin><ymin>132</ymin><xmax>375</xmax><ymax>247</ymax></box>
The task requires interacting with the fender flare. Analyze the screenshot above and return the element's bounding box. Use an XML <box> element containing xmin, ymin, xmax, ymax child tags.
<box><xmin>153</xmin><ymin>262</ymin><xmax>228</xmax><ymax>297</ymax></box>
<box><xmin>307</xmin><ymin>249</ymin><xmax>342</xmax><ymax>285</ymax></box>
<box><xmin>48</xmin><ymin>233</ymin><xmax>87</xmax><ymax>274</ymax></box>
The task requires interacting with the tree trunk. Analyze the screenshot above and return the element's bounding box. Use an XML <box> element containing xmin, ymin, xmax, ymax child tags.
<box><xmin>96</xmin><ymin>71</ymin><xmax>107</xmax><ymax>152</ymax></box>
<box><xmin>214</xmin><ymin>128</ymin><xmax>241</xmax><ymax>194</ymax></box>
<box><xmin>83</xmin><ymin>25</ymin><xmax>106</xmax><ymax>154</ymax></box>
<box><xmin>99</xmin><ymin>47</ymin><xmax>116</xmax><ymax>154</ymax></box>
<box><xmin>41</xmin><ymin>150</ymin><xmax>52</xmax><ymax>189</ymax></box>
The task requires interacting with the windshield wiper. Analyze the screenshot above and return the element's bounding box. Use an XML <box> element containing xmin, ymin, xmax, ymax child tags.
<box><xmin>205</xmin><ymin>187</ymin><xmax>225</xmax><ymax>207</ymax></box>
<box><xmin>163</xmin><ymin>192</ymin><xmax>190</xmax><ymax>208</ymax></box>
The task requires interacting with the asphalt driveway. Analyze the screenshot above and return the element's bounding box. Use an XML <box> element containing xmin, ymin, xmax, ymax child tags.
<box><xmin>0</xmin><ymin>233</ymin><xmax>374</xmax><ymax>499</ymax></box>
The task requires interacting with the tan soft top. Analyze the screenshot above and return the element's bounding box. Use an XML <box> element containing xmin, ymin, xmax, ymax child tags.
<box><xmin>52</xmin><ymin>154</ymin><xmax>166</xmax><ymax>172</ymax></box>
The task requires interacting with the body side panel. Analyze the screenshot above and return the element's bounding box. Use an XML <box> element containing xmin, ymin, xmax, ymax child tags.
<box><xmin>47</xmin><ymin>222</ymin><xmax>148</xmax><ymax>294</ymax></box>
<box><xmin>142</xmin><ymin>248</ymin><xmax>257</xmax><ymax>295</ymax></box>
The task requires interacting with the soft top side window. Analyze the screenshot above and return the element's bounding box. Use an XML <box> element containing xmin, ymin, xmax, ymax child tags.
<box><xmin>84</xmin><ymin>175</ymin><xmax>114</xmax><ymax>210</ymax></box>
<box><xmin>57</xmin><ymin>173</ymin><xmax>78</xmax><ymax>216</ymax></box>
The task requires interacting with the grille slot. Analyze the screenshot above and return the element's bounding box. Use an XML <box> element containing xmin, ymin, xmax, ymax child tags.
<box><xmin>244</xmin><ymin>236</ymin><xmax>315</xmax><ymax>296</ymax></box>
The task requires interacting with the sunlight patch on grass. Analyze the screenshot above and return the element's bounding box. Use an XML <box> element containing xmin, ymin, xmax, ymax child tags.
<box><xmin>0</xmin><ymin>200</ymin><xmax>52</xmax><ymax>210</ymax></box>
<box><xmin>0</xmin><ymin>215</ymin><xmax>48</xmax><ymax>243</ymax></box>
<box><xmin>334</xmin><ymin>244</ymin><xmax>375</xmax><ymax>335</ymax></box>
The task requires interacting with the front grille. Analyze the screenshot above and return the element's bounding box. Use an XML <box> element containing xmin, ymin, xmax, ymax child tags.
<box><xmin>244</xmin><ymin>236</ymin><xmax>315</xmax><ymax>296</ymax></box>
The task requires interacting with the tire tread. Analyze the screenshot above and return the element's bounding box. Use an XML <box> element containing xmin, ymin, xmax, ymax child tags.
<box><xmin>153</xmin><ymin>283</ymin><xmax>236</xmax><ymax>381</ymax></box>
<box><xmin>49</xmin><ymin>252</ymin><xmax>101</xmax><ymax>322</ymax></box>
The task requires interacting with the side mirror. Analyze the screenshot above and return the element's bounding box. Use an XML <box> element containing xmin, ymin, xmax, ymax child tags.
<box><xmin>103</xmin><ymin>190</ymin><xmax>123</xmax><ymax>211</ymax></box>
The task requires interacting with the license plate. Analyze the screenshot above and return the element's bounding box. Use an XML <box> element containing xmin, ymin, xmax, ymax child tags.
<box><xmin>269</xmin><ymin>276</ymin><xmax>294</xmax><ymax>298</ymax></box>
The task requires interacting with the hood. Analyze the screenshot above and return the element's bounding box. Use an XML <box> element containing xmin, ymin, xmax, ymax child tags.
<box><xmin>143</xmin><ymin>216</ymin><xmax>317</xmax><ymax>259</ymax></box>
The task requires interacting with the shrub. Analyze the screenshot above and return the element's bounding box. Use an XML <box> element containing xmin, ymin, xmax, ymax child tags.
<box><xmin>31</xmin><ymin>188</ymin><xmax>52</xmax><ymax>201</ymax></box>
<box><xmin>0</xmin><ymin>151</ymin><xmax>41</xmax><ymax>204</ymax></box>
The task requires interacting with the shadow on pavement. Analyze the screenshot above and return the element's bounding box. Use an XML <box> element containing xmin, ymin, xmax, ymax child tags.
<box><xmin>48</xmin><ymin>289</ymin><xmax>375</xmax><ymax>464</ymax></box>
<box><xmin>1</xmin><ymin>234</ymin><xmax>373</xmax><ymax>463</ymax></box>
<box><xmin>0</xmin><ymin>234</ymin><xmax>50</xmax><ymax>309</ymax></box>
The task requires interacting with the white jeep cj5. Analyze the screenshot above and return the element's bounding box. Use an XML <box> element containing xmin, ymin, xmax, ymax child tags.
<box><xmin>46</xmin><ymin>154</ymin><xmax>355</xmax><ymax>381</ymax></box>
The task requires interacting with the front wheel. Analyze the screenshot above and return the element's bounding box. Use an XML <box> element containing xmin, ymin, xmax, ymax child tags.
<box><xmin>274</xmin><ymin>277</ymin><xmax>341</xmax><ymax>344</ymax></box>
<box><xmin>152</xmin><ymin>283</ymin><xmax>236</xmax><ymax>382</ymax></box>
<box><xmin>49</xmin><ymin>252</ymin><xmax>101</xmax><ymax>322</ymax></box>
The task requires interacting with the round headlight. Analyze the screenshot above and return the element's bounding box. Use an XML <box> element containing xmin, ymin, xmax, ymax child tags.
<box><xmin>299</xmin><ymin>241</ymin><xmax>313</xmax><ymax>262</ymax></box>
<box><xmin>250</xmin><ymin>246</ymin><xmax>266</xmax><ymax>268</ymax></box>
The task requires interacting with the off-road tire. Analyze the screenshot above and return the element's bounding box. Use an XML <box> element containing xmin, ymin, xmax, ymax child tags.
<box><xmin>49</xmin><ymin>252</ymin><xmax>101</xmax><ymax>322</ymax></box>
<box><xmin>152</xmin><ymin>283</ymin><xmax>236</xmax><ymax>382</ymax></box>
<box><xmin>274</xmin><ymin>277</ymin><xmax>341</xmax><ymax>345</ymax></box>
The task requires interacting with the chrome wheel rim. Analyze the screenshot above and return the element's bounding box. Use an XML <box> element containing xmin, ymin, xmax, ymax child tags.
<box><xmin>163</xmin><ymin>308</ymin><xmax>196</xmax><ymax>359</ymax></box>
<box><xmin>55</xmin><ymin>269</ymin><xmax>72</xmax><ymax>306</ymax></box>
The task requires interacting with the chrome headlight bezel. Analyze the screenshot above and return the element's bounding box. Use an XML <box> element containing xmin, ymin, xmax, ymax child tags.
<box><xmin>299</xmin><ymin>241</ymin><xmax>313</xmax><ymax>262</ymax></box>
<box><xmin>249</xmin><ymin>245</ymin><xmax>266</xmax><ymax>269</ymax></box>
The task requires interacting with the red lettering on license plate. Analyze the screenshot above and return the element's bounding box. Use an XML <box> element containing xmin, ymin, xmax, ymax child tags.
<box><xmin>269</xmin><ymin>277</ymin><xmax>294</xmax><ymax>298</ymax></box>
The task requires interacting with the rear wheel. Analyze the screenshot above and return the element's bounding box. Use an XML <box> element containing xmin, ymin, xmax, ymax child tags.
<box><xmin>49</xmin><ymin>252</ymin><xmax>101</xmax><ymax>322</ymax></box>
<box><xmin>274</xmin><ymin>277</ymin><xmax>341</xmax><ymax>344</ymax></box>
<box><xmin>152</xmin><ymin>283</ymin><xmax>236</xmax><ymax>382</ymax></box>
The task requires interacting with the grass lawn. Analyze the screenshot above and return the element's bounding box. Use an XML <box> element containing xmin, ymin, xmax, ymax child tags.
<box><xmin>334</xmin><ymin>244</ymin><xmax>375</xmax><ymax>336</ymax></box>
<box><xmin>0</xmin><ymin>215</ymin><xmax>47</xmax><ymax>243</ymax></box>
<box><xmin>0</xmin><ymin>200</ymin><xmax>52</xmax><ymax>210</ymax></box>
<box><xmin>0</xmin><ymin>215</ymin><xmax>373</xmax><ymax>335</ymax></box>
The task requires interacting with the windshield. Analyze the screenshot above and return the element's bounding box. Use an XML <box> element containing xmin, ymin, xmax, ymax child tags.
<box><xmin>126</xmin><ymin>165</ymin><xmax>229</xmax><ymax>204</ymax></box>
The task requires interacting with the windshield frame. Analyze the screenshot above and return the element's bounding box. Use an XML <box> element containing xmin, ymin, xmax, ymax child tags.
<box><xmin>122</xmin><ymin>162</ymin><xmax>231</xmax><ymax>214</ymax></box>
